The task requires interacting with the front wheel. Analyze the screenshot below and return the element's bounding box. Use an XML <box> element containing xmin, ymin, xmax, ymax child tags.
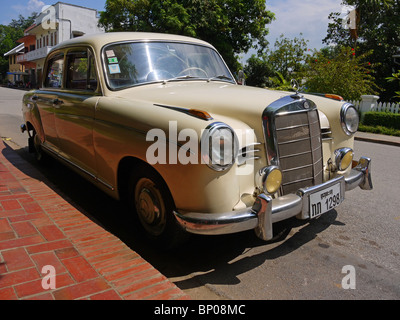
<box><xmin>128</xmin><ymin>167</ymin><xmax>188</xmax><ymax>249</ymax></box>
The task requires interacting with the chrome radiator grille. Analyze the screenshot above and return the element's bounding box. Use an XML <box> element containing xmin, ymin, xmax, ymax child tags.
<box><xmin>274</xmin><ymin>109</ymin><xmax>323</xmax><ymax>195</ymax></box>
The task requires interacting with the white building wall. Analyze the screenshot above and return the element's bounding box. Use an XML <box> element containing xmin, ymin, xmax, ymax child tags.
<box><xmin>56</xmin><ymin>2</ymin><xmax>104</xmax><ymax>41</ymax></box>
<box><xmin>26</xmin><ymin>2</ymin><xmax>104</xmax><ymax>86</ymax></box>
<box><xmin>34</xmin><ymin>2</ymin><xmax>104</xmax><ymax>44</ymax></box>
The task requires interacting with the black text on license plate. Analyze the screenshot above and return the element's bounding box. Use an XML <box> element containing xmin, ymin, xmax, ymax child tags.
<box><xmin>309</xmin><ymin>183</ymin><xmax>342</xmax><ymax>219</ymax></box>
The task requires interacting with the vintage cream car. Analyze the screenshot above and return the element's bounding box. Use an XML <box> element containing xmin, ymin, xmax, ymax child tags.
<box><xmin>21</xmin><ymin>32</ymin><xmax>372</xmax><ymax>247</ymax></box>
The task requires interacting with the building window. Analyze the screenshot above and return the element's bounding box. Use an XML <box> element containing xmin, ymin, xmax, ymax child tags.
<box><xmin>54</xmin><ymin>32</ymin><xmax>57</xmax><ymax>45</ymax></box>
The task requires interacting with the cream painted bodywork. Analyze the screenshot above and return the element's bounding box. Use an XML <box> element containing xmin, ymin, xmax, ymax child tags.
<box><xmin>22</xmin><ymin>32</ymin><xmax>355</xmax><ymax>215</ymax></box>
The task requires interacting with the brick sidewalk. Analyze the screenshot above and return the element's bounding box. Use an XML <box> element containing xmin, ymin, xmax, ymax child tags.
<box><xmin>0</xmin><ymin>142</ymin><xmax>189</xmax><ymax>300</ymax></box>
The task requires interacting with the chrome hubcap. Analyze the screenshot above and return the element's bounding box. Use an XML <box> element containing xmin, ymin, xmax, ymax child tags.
<box><xmin>135</xmin><ymin>178</ymin><xmax>166</xmax><ymax>236</ymax></box>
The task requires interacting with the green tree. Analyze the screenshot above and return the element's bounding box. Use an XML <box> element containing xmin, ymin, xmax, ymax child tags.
<box><xmin>386</xmin><ymin>70</ymin><xmax>400</xmax><ymax>99</ymax></box>
<box><xmin>303</xmin><ymin>46</ymin><xmax>379</xmax><ymax>101</ymax></box>
<box><xmin>323</xmin><ymin>0</ymin><xmax>400</xmax><ymax>101</ymax></box>
<box><xmin>99</xmin><ymin>0</ymin><xmax>275</xmax><ymax>72</ymax></box>
<box><xmin>268</xmin><ymin>71</ymin><xmax>293</xmax><ymax>91</ymax></box>
<box><xmin>0</xmin><ymin>25</ymin><xmax>23</xmax><ymax>81</ymax></box>
<box><xmin>243</xmin><ymin>54</ymin><xmax>274</xmax><ymax>87</ymax></box>
<box><xmin>0</xmin><ymin>13</ymin><xmax>37</xmax><ymax>81</ymax></box>
<box><xmin>243</xmin><ymin>34</ymin><xmax>309</xmax><ymax>88</ymax></box>
<box><xmin>9</xmin><ymin>14</ymin><xmax>37</xmax><ymax>30</ymax></box>
<box><xmin>267</xmin><ymin>34</ymin><xmax>309</xmax><ymax>80</ymax></box>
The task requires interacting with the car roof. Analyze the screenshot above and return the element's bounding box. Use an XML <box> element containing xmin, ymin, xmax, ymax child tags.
<box><xmin>51</xmin><ymin>32</ymin><xmax>215</xmax><ymax>52</ymax></box>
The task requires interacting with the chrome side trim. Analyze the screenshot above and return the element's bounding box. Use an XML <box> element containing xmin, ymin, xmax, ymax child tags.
<box><xmin>153</xmin><ymin>104</ymin><xmax>214</xmax><ymax>121</ymax></box>
<box><xmin>237</xmin><ymin>142</ymin><xmax>262</xmax><ymax>166</ymax></box>
<box><xmin>41</xmin><ymin>144</ymin><xmax>115</xmax><ymax>191</ymax></box>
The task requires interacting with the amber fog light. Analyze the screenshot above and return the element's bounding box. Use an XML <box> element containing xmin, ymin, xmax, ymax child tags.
<box><xmin>335</xmin><ymin>148</ymin><xmax>354</xmax><ymax>171</ymax></box>
<box><xmin>257</xmin><ymin>166</ymin><xmax>282</xmax><ymax>195</ymax></box>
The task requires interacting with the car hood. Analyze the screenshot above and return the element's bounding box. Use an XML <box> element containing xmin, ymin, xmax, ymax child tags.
<box><xmin>113</xmin><ymin>81</ymin><xmax>291</xmax><ymax>126</ymax></box>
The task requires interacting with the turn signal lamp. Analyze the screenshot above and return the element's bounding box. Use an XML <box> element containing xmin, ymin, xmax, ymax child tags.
<box><xmin>188</xmin><ymin>109</ymin><xmax>213</xmax><ymax>121</ymax></box>
<box><xmin>325</xmin><ymin>94</ymin><xmax>344</xmax><ymax>101</ymax></box>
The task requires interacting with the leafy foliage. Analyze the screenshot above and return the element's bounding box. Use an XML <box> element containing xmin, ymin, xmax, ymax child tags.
<box><xmin>99</xmin><ymin>0</ymin><xmax>275</xmax><ymax>71</ymax></box>
<box><xmin>362</xmin><ymin>111</ymin><xmax>400</xmax><ymax>130</ymax></box>
<box><xmin>302</xmin><ymin>46</ymin><xmax>379</xmax><ymax>101</ymax></box>
<box><xmin>243</xmin><ymin>34</ymin><xmax>309</xmax><ymax>89</ymax></box>
<box><xmin>267</xmin><ymin>34</ymin><xmax>309</xmax><ymax>80</ymax></box>
<box><xmin>386</xmin><ymin>70</ymin><xmax>400</xmax><ymax>98</ymax></box>
<box><xmin>323</xmin><ymin>0</ymin><xmax>400</xmax><ymax>101</ymax></box>
<box><xmin>0</xmin><ymin>13</ymin><xmax>37</xmax><ymax>80</ymax></box>
<box><xmin>243</xmin><ymin>54</ymin><xmax>274</xmax><ymax>87</ymax></box>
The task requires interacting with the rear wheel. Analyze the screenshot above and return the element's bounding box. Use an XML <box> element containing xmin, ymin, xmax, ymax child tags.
<box><xmin>128</xmin><ymin>166</ymin><xmax>188</xmax><ymax>250</ymax></box>
<box><xmin>29</xmin><ymin>129</ymin><xmax>48</xmax><ymax>163</ymax></box>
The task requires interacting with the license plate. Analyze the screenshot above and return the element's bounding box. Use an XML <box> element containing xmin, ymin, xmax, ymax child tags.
<box><xmin>309</xmin><ymin>182</ymin><xmax>342</xmax><ymax>219</ymax></box>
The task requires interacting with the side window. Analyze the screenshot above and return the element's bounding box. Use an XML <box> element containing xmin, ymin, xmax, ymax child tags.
<box><xmin>44</xmin><ymin>54</ymin><xmax>64</xmax><ymax>88</ymax></box>
<box><xmin>66</xmin><ymin>49</ymin><xmax>98</xmax><ymax>91</ymax></box>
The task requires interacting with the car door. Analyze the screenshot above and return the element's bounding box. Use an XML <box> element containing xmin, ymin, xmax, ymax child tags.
<box><xmin>35</xmin><ymin>51</ymin><xmax>65</xmax><ymax>152</ymax></box>
<box><xmin>53</xmin><ymin>47</ymin><xmax>100</xmax><ymax>178</ymax></box>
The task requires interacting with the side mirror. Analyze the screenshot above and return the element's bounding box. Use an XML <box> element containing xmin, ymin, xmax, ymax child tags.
<box><xmin>237</xmin><ymin>70</ymin><xmax>245</xmax><ymax>85</ymax></box>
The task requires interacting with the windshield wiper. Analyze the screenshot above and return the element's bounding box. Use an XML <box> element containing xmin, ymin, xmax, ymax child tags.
<box><xmin>162</xmin><ymin>75</ymin><xmax>200</xmax><ymax>84</ymax></box>
<box><xmin>162</xmin><ymin>74</ymin><xmax>232</xmax><ymax>85</ymax></box>
<box><xmin>207</xmin><ymin>75</ymin><xmax>233</xmax><ymax>82</ymax></box>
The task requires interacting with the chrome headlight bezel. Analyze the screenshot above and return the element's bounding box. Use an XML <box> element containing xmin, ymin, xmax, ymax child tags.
<box><xmin>201</xmin><ymin>122</ymin><xmax>239</xmax><ymax>172</ymax></box>
<box><xmin>256</xmin><ymin>166</ymin><xmax>283</xmax><ymax>195</ymax></box>
<box><xmin>334</xmin><ymin>147</ymin><xmax>354</xmax><ymax>171</ymax></box>
<box><xmin>340</xmin><ymin>103</ymin><xmax>359</xmax><ymax>136</ymax></box>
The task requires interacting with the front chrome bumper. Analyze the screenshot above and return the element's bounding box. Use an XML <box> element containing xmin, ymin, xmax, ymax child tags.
<box><xmin>174</xmin><ymin>157</ymin><xmax>372</xmax><ymax>241</ymax></box>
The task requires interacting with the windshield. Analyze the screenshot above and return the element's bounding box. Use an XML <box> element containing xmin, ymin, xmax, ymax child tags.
<box><xmin>102</xmin><ymin>41</ymin><xmax>235</xmax><ymax>90</ymax></box>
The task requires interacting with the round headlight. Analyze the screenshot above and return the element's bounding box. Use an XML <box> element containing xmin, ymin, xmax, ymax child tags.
<box><xmin>341</xmin><ymin>104</ymin><xmax>359</xmax><ymax>135</ymax></box>
<box><xmin>335</xmin><ymin>148</ymin><xmax>354</xmax><ymax>171</ymax></box>
<box><xmin>201</xmin><ymin>122</ymin><xmax>239</xmax><ymax>171</ymax></box>
<box><xmin>257</xmin><ymin>166</ymin><xmax>283</xmax><ymax>195</ymax></box>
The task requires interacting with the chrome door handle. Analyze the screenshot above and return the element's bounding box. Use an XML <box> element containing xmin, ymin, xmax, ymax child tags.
<box><xmin>53</xmin><ymin>99</ymin><xmax>63</xmax><ymax>107</ymax></box>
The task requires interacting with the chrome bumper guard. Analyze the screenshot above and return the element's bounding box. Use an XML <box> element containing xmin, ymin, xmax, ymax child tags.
<box><xmin>174</xmin><ymin>157</ymin><xmax>372</xmax><ymax>241</ymax></box>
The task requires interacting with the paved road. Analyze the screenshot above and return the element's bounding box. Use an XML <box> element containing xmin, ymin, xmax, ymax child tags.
<box><xmin>1</xmin><ymin>87</ymin><xmax>399</xmax><ymax>299</ymax></box>
<box><xmin>0</xmin><ymin>87</ymin><xmax>27</xmax><ymax>148</ymax></box>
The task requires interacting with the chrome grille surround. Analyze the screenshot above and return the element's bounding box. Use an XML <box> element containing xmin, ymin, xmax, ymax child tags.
<box><xmin>262</xmin><ymin>95</ymin><xmax>323</xmax><ymax>195</ymax></box>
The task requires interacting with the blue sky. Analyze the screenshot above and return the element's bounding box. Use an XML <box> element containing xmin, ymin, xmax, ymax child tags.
<box><xmin>1</xmin><ymin>0</ymin><xmax>345</xmax><ymax>51</ymax></box>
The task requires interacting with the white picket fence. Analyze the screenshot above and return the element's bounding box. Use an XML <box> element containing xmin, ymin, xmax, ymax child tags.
<box><xmin>350</xmin><ymin>95</ymin><xmax>400</xmax><ymax>114</ymax></box>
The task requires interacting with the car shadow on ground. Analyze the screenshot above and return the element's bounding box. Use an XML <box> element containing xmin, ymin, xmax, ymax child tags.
<box><xmin>4</xmin><ymin>143</ymin><xmax>343</xmax><ymax>293</ymax></box>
